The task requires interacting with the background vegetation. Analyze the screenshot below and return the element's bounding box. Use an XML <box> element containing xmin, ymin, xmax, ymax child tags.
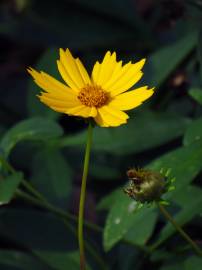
<box><xmin>0</xmin><ymin>0</ymin><xmax>202</xmax><ymax>269</ymax></box>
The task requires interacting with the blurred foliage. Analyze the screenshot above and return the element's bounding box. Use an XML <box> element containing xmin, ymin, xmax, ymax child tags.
<box><xmin>0</xmin><ymin>0</ymin><xmax>202</xmax><ymax>269</ymax></box>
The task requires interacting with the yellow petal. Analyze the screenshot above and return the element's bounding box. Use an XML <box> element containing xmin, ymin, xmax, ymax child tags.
<box><xmin>57</xmin><ymin>60</ymin><xmax>79</xmax><ymax>91</ymax></box>
<box><xmin>102</xmin><ymin>60</ymin><xmax>123</xmax><ymax>88</ymax></box>
<box><xmin>75</xmin><ymin>58</ymin><xmax>91</xmax><ymax>85</ymax></box>
<box><xmin>65</xmin><ymin>105</ymin><xmax>97</xmax><ymax>118</ymax></box>
<box><xmin>92</xmin><ymin>61</ymin><xmax>101</xmax><ymax>84</ymax></box>
<box><xmin>92</xmin><ymin>52</ymin><xmax>119</xmax><ymax>86</ymax></box>
<box><xmin>92</xmin><ymin>51</ymin><xmax>117</xmax><ymax>86</ymax></box>
<box><xmin>58</xmin><ymin>49</ymin><xmax>86</xmax><ymax>89</ymax></box>
<box><xmin>27</xmin><ymin>68</ymin><xmax>75</xmax><ymax>95</ymax></box>
<box><xmin>41</xmin><ymin>91</ymin><xmax>77</xmax><ymax>101</ymax></box>
<box><xmin>96</xmin><ymin>105</ymin><xmax>129</xmax><ymax>127</ymax></box>
<box><xmin>102</xmin><ymin>61</ymin><xmax>130</xmax><ymax>90</ymax></box>
<box><xmin>107</xmin><ymin>59</ymin><xmax>145</xmax><ymax>96</ymax></box>
<box><xmin>109</xmin><ymin>86</ymin><xmax>154</xmax><ymax>110</ymax></box>
<box><xmin>39</xmin><ymin>94</ymin><xmax>80</xmax><ymax>108</ymax></box>
<box><xmin>94</xmin><ymin>112</ymin><xmax>109</xmax><ymax>127</ymax></box>
<box><xmin>109</xmin><ymin>72</ymin><xmax>143</xmax><ymax>97</ymax></box>
<box><xmin>39</xmin><ymin>98</ymin><xmax>76</xmax><ymax>113</ymax></box>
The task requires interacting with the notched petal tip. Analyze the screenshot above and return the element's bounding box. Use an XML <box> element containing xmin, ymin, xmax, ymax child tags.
<box><xmin>65</xmin><ymin>48</ymin><xmax>72</xmax><ymax>54</ymax></box>
<box><xmin>27</xmin><ymin>66</ymin><xmax>36</xmax><ymax>74</ymax></box>
<box><xmin>141</xmin><ymin>58</ymin><xmax>146</xmax><ymax>64</ymax></box>
<box><xmin>146</xmin><ymin>86</ymin><xmax>155</xmax><ymax>95</ymax></box>
<box><xmin>105</xmin><ymin>51</ymin><xmax>112</xmax><ymax>57</ymax></box>
<box><xmin>59</xmin><ymin>48</ymin><xmax>65</xmax><ymax>54</ymax></box>
<box><xmin>27</xmin><ymin>66</ymin><xmax>32</xmax><ymax>72</ymax></box>
<box><xmin>111</xmin><ymin>52</ymin><xmax>116</xmax><ymax>58</ymax></box>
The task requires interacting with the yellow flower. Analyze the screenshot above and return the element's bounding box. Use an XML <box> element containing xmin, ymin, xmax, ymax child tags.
<box><xmin>28</xmin><ymin>49</ymin><xmax>154</xmax><ymax>127</ymax></box>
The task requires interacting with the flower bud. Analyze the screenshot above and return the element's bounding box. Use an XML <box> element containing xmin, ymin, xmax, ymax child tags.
<box><xmin>124</xmin><ymin>168</ymin><xmax>166</xmax><ymax>203</ymax></box>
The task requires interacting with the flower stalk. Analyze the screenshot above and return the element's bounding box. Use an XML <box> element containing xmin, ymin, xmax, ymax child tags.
<box><xmin>78</xmin><ymin>121</ymin><xmax>93</xmax><ymax>270</ymax></box>
<box><xmin>157</xmin><ymin>202</ymin><xmax>202</xmax><ymax>257</ymax></box>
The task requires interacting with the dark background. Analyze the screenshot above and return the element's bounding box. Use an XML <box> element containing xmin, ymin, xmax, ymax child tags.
<box><xmin>0</xmin><ymin>0</ymin><xmax>202</xmax><ymax>269</ymax></box>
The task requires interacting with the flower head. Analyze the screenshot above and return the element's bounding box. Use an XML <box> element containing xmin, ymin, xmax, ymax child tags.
<box><xmin>124</xmin><ymin>168</ymin><xmax>175</xmax><ymax>204</ymax></box>
<box><xmin>28</xmin><ymin>49</ymin><xmax>154</xmax><ymax>127</ymax></box>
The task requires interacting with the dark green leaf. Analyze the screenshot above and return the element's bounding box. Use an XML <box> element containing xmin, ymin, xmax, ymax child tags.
<box><xmin>185</xmin><ymin>256</ymin><xmax>202</xmax><ymax>270</ymax></box>
<box><xmin>90</xmin><ymin>163</ymin><xmax>120</xmax><ymax>180</ymax></box>
<box><xmin>148</xmin><ymin>140</ymin><xmax>202</xmax><ymax>195</ymax></box>
<box><xmin>37</xmin><ymin>251</ymin><xmax>91</xmax><ymax>270</ymax></box>
<box><xmin>0</xmin><ymin>209</ymin><xmax>84</xmax><ymax>270</ymax></box>
<box><xmin>198</xmin><ymin>30</ymin><xmax>202</xmax><ymax>83</ymax></box>
<box><xmin>31</xmin><ymin>148</ymin><xmax>73</xmax><ymax>208</ymax></box>
<box><xmin>0</xmin><ymin>173</ymin><xmax>22</xmax><ymax>205</ymax></box>
<box><xmin>103</xmin><ymin>192</ymin><xmax>156</xmax><ymax>251</ymax></box>
<box><xmin>160</xmin><ymin>262</ymin><xmax>185</xmax><ymax>270</ymax></box>
<box><xmin>124</xmin><ymin>209</ymin><xmax>157</xmax><ymax>246</ymax></box>
<box><xmin>147</xmin><ymin>31</ymin><xmax>198</xmax><ymax>87</ymax></box>
<box><xmin>183</xmin><ymin>118</ymin><xmax>202</xmax><ymax>146</ymax></box>
<box><xmin>62</xmin><ymin>112</ymin><xmax>189</xmax><ymax>155</ymax></box>
<box><xmin>154</xmin><ymin>185</ymin><xmax>202</xmax><ymax>246</ymax></box>
<box><xmin>0</xmin><ymin>117</ymin><xmax>63</xmax><ymax>158</ymax></box>
<box><xmin>97</xmin><ymin>188</ymin><xmax>122</xmax><ymax>211</ymax></box>
<box><xmin>189</xmin><ymin>88</ymin><xmax>202</xmax><ymax>105</ymax></box>
<box><xmin>159</xmin><ymin>255</ymin><xmax>202</xmax><ymax>270</ymax></box>
<box><xmin>0</xmin><ymin>250</ymin><xmax>51</xmax><ymax>270</ymax></box>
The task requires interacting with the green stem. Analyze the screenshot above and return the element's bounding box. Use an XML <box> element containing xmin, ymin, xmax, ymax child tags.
<box><xmin>157</xmin><ymin>202</ymin><xmax>202</xmax><ymax>256</ymax></box>
<box><xmin>16</xmin><ymin>188</ymin><xmax>101</xmax><ymax>232</ymax></box>
<box><xmin>0</xmin><ymin>155</ymin><xmax>101</xmax><ymax>232</ymax></box>
<box><xmin>78</xmin><ymin>121</ymin><xmax>93</xmax><ymax>270</ymax></box>
<box><xmin>0</xmin><ymin>156</ymin><xmax>49</xmax><ymax>203</ymax></box>
<box><xmin>16</xmin><ymin>190</ymin><xmax>107</xmax><ymax>269</ymax></box>
<box><xmin>2</xmin><ymin>150</ymin><xmax>149</xmax><ymax>257</ymax></box>
<box><xmin>21</xmin><ymin>179</ymin><xmax>48</xmax><ymax>202</ymax></box>
<box><xmin>55</xmin><ymin>214</ymin><xmax>108</xmax><ymax>270</ymax></box>
<box><xmin>16</xmin><ymin>187</ymin><xmax>149</xmax><ymax>252</ymax></box>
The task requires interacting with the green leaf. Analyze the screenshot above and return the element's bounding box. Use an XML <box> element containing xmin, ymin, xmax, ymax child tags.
<box><xmin>150</xmin><ymin>250</ymin><xmax>172</xmax><ymax>262</ymax></box>
<box><xmin>90</xmin><ymin>163</ymin><xmax>120</xmax><ymax>180</ymax></box>
<box><xmin>198</xmin><ymin>30</ymin><xmax>202</xmax><ymax>83</ymax></box>
<box><xmin>148</xmin><ymin>140</ymin><xmax>202</xmax><ymax>195</ymax></box>
<box><xmin>189</xmin><ymin>88</ymin><xmax>202</xmax><ymax>105</ymax></box>
<box><xmin>124</xmin><ymin>210</ymin><xmax>157</xmax><ymax>246</ymax></box>
<box><xmin>37</xmin><ymin>251</ymin><xmax>91</xmax><ymax>270</ymax></box>
<box><xmin>160</xmin><ymin>262</ymin><xmax>185</xmax><ymax>270</ymax></box>
<box><xmin>159</xmin><ymin>255</ymin><xmax>202</xmax><ymax>270</ymax></box>
<box><xmin>97</xmin><ymin>188</ymin><xmax>122</xmax><ymax>211</ymax></box>
<box><xmin>0</xmin><ymin>173</ymin><xmax>22</xmax><ymax>205</ymax></box>
<box><xmin>31</xmin><ymin>148</ymin><xmax>73</xmax><ymax>208</ymax></box>
<box><xmin>183</xmin><ymin>118</ymin><xmax>202</xmax><ymax>146</ymax></box>
<box><xmin>0</xmin><ymin>209</ymin><xmax>84</xmax><ymax>270</ymax></box>
<box><xmin>62</xmin><ymin>111</ymin><xmax>189</xmax><ymax>155</ymax></box>
<box><xmin>0</xmin><ymin>117</ymin><xmax>63</xmax><ymax>158</ymax></box>
<box><xmin>0</xmin><ymin>250</ymin><xmax>51</xmax><ymax>270</ymax></box>
<box><xmin>185</xmin><ymin>256</ymin><xmax>202</xmax><ymax>270</ymax></box>
<box><xmin>147</xmin><ymin>31</ymin><xmax>198</xmax><ymax>87</ymax></box>
<box><xmin>103</xmin><ymin>192</ymin><xmax>156</xmax><ymax>251</ymax></box>
<box><xmin>154</xmin><ymin>185</ymin><xmax>202</xmax><ymax>246</ymax></box>
<box><xmin>27</xmin><ymin>48</ymin><xmax>59</xmax><ymax>119</ymax></box>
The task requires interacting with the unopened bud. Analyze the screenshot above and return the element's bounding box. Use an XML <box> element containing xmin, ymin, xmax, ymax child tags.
<box><xmin>124</xmin><ymin>168</ymin><xmax>166</xmax><ymax>203</ymax></box>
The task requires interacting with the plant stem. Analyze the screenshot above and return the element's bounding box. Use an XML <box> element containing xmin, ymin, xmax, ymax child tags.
<box><xmin>2</xmin><ymin>151</ymin><xmax>149</xmax><ymax>257</ymax></box>
<box><xmin>16</xmin><ymin>188</ymin><xmax>101</xmax><ymax>232</ymax></box>
<box><xmin>157</xmin><ymin>202</ymin><xmax>202</xmax><ymax>256</ymax></box>
<box><xmin>78</xmin><ymin>121</ymin><xmax>93</xmax><ymax>270</ymax></box>
<box><xmin>15</xmin><ymin>190</ymin><xmax>107</xmax><ymax>270</ymax></box>
<box><xmin>1</xmin><ymin>155</ymin><xmax>101</xmax><ymax>232</ymax></box>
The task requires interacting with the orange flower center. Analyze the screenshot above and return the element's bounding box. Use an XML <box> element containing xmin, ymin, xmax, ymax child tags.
<box><xmin>78</xmin><ymin>84</ymin><xmax>109</xmax><ymax>108</ymax></box>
